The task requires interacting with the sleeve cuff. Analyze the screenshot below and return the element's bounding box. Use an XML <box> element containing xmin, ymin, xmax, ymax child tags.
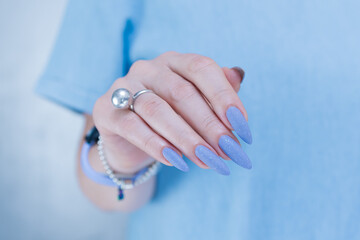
<box><xmin>34</xmin><ymin>75</ymin><xmax>102</xmax><ymax>115</ymax></box>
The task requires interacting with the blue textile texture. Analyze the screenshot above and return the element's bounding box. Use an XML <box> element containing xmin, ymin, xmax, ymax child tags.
<box><xmin>35</xmin><ymin>0</ymin><xmax>360</xmax><ymax>239</ymax></box>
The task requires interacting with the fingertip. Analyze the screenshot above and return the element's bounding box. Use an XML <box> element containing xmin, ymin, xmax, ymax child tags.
<box><xmin>222</xmin><ymin>67</ymin><xmax>241</xmax><ymax>92</ymax></box>
<box><xmin>231</xmin><ymin>67</ymin><xmax>245</xmax><ymax>83</ymax></box>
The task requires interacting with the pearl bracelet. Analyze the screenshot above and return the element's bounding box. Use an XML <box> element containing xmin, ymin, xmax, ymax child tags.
<box><xmin>97</xmin><ymin>136</ymin><xmax>161</xmax><ymax>200</ymax></box>
<box><xmin>80</xmin><ymin>127</ymin><xmax>161</xmax><ymax>200</ymax></box>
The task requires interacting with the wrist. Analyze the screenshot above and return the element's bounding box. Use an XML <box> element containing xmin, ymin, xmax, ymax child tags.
<box><xmin>80</xmin><ymin>134</ymin><xmax>161</xmax><ymax>201</ymax></box>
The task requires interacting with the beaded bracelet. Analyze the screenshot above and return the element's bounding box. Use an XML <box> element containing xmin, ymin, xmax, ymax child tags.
<box><xmin>80</xmin><ymin>127</ymin><xmax>161</xmax><ymax>200</ymax></box>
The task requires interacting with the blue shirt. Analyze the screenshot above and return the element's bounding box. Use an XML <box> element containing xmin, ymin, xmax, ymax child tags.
<box><xmin>35</xmin><ymin>0</ymin><xmax>360</xmax><ymax>239</ymax></box>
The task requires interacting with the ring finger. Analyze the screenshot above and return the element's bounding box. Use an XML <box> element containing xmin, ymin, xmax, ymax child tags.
<box><xmin>129</xmin><ymin>80</ymin><xmax>230</xmax><ymax>175</ymax></box>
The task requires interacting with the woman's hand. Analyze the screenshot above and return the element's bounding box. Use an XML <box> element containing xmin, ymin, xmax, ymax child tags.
<box><xmin>93</xmin><ymin>52</ymin><xmax>252</xmax><ymax>175</ymax></box>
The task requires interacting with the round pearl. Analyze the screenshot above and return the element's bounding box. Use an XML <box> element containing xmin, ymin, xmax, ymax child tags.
<box><xmin>111</xmin><ymin>88</ymin><xmax>133</xmax><ymax>109</ymax></box>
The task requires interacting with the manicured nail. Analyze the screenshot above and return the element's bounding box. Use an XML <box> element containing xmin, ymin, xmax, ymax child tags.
<box><xmin>195</xmin><ymin>145</ymin><xmax>230</xmax><ymax>175</ymax></box>
<box><xmin>226</xmin><ymin>106</ymin><xmax>253</xmax><ymax>144</ymax></box>
<box><xmin>162</xmin><ymin>148</ymin><xmax>189</xmax><ymax>172</ymax></box>
<box><xmin>219</xmin><ymin>135</ymin><xmax>252</xmax><ymax>169</ymax></box>
<box><xmin>232</xmin><ymin>67</ymin><xmax>245</xmax><ymax>83</ymax></box>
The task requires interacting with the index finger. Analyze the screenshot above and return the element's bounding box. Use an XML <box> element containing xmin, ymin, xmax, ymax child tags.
<box><xmin>163</xmin><ymin>52</ymin><xmax>252</xmax><ymax>144</ymax></box>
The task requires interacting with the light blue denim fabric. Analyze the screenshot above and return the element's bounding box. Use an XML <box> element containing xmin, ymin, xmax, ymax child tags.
<box><xmin>35</xmin><ymin>0</ymin><xmax>360</xmax><ymax>239</ymax></box>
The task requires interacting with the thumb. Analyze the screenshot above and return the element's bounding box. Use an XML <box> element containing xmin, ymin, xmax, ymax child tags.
<box><xmin>222</xmin><ymin>66</ymin><xmax>245</xmax><ymax>93</ymax></box>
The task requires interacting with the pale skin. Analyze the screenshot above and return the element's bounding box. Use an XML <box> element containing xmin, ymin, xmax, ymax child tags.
<box><xmin>77</xmin><ymin>51</ymin><xmax>248</xmax><ymax>212</ymax></box>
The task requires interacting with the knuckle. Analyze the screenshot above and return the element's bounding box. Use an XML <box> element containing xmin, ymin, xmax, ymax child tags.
<box><xmin>92</xmin><ymin>97</ymin><xmax>103</xmax><ymax>117</ymax></box>
<box><xmin>92</xmin><ymin>95</ymin><xmax>109</xmax><ymax>128</ymax></box>
<box><xmin>210</xmin><ymin>88</ymin><xmax>234</xmax><ymax>103</ymax></box>
<box><xmin>113</xmin><ymin>77</ymin><xmax>128</xmax><ymax>87</ymax></box>
<box><xmin>128</xmin><ymin>60</ymin><xmax>152</xmax><ymax>75</ymax></box>
<box><xmin>175</xmin><ymin>129</ymin><xmax>193</xmax><ymax>148</ymax></box>
<box><xmin>159</xmin><ymin>51</ymin><xmax>179</xmax><ymax>59</ymax></box>
<box><xmin>169</xmin><ymin>81</ymin><xmax>198</xmax><ymax>103</ymax></box>
<box><xmin>187</xmin><ymin>55</ymin><xmax>216</xmax><ymax>74</ymax></box>
<box><xmin>118</xmin><ymin>113</ymin><xmax>138</xmax><ymax>134</ymax></box>
<box><xmin>201</xmin><ymin>114</ymin><xmax>221</xmax><ymax>131</ymax></box>
<box><xmin>174</xmin><ymin>129</ymin><xmax>202</xmax><ymax>153</ymax></box>
<box><xmin>140</xmin><ymin>97</ymin><xmax>165</xmax><ymax>118</ymax></box>
<box><xmin>143</xmin><ymin>134</ymin><xmax>158</xmax><ymax>151</ymax></box>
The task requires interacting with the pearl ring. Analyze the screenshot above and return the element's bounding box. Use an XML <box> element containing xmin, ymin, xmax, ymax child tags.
<box><xmin>111</xmin><ymin>88</ymin><xmax>154</xmax><ymax>112</ymax></box>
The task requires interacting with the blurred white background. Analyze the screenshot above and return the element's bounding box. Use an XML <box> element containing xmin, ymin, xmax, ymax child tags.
<box><xmin>0</xmin><ymin>1</ymin><xmax>127</xmax><ymax>239</ymax></box>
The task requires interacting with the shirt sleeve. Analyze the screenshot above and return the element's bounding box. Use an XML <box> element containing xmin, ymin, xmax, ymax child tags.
<box><xmin>34</xmin><ymin>0</ymin><xmax>138</xmax><ymax>114</ymax></box>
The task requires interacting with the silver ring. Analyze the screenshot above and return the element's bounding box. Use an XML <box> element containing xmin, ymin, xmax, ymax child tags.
<box><xmin>111</xmin><ymin>88</ymin><xmax>153</xmax><ymax>111</ymax></box>
<box><xmin>130</xmin><ymin>89</ymin><xmax>154</xmax><ymax>111</ymax></box>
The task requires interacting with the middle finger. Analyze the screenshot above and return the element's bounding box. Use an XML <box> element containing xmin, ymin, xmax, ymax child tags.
<box><xmin>165</xmin><ymin>52</ymin><xmax>253</xmax><ymax>145</ymax></box>
<box><xmin>148</xmin><ymin>70</ymin><xmax>252</xmax><ymax>169</ymax></box>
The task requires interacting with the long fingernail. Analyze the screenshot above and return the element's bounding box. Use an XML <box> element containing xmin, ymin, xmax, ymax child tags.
<box><xmin>219</xmin><ymin>135</ymin><xmax>252</xmax><ymax>169</ymax></box>
<box><xmin>195</xmin><ymin>145</ymin><xmax>230</xmax><ymax>175</ymax></box>
<box><xmin>226</xmin><ymin>106</ymin><xmax>253</xmax><ymax>144</ymax></box>
<box><xmin>232</xmin><ymin>67</ymin><xmax>245</xmax><ymax>82</ymax></box>
<box><xmin>162</xmin><ymin>148</ymin><xmax>189</xmax><ymax>172</ymax></box>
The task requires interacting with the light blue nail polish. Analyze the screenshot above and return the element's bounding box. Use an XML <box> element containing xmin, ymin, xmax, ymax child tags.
<box><xmin>226</xmin><ymin>106</ymin><xmax>253</xmax><ymax>144</ymax></box>
<box><xmin>219</xmin><ymin>135</ymin><xmax>252</xmax><ymax>169</ymax></box>
<box><xmin>162</xmin><ymin>148</ymin><xmax>189</xmax><ymax>172</ymax></box>
<box><xmin>195</xmin><ymin>145</ymin><xmax>230</xmax><ymax>175</ymax></box>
